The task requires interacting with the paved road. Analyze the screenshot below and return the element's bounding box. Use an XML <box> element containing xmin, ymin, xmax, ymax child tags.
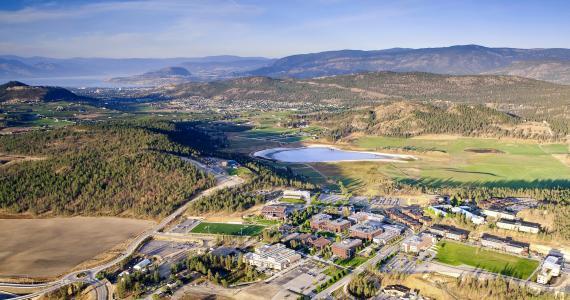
<box><xmin>313</xmin><ymin>243</ymin><xmax>402</xmax><ymax>300</ymax></box>
<box><xmin>3</xmin><ymin>158</ymin><xmax>243</xmax><ymax>300</ymax></box>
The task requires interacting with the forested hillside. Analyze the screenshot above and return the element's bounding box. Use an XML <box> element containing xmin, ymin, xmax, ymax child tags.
<box><xmin>0</xmin><ymin>121</ymin><xmax>216</xmax><ymax>218</ymax></box>
<box><xmin>0</xmin><ymin>81</ymin><xmax>91</xmax><ymax>104</ymax></box>
<box><xmin>286</xmin><ymin>101</ymin><xmax>560</xmax><ymax>140</ymax></box>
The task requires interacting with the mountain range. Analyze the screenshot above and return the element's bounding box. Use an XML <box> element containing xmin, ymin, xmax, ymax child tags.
<box><xmin>248</xmin><ymin>45</ymin><xmax>570</xmax><ymax>84</ymax></box>
<box><xmin>2</xmin><ymin>45</ymin><xmax>570</xmax><ymax>85</ymax></box>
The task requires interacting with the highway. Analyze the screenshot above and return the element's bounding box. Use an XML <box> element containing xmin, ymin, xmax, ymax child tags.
<box><xmin>1</xmin><ymin>157</ymin><xmax>243</xmax><ymax>300</ymax></box>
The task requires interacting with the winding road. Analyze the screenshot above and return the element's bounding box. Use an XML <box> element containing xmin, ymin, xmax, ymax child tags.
<box><xmin>1</xmin><ymin>157</ymin><xmax>243</xmax><ymax>300</ymax></box>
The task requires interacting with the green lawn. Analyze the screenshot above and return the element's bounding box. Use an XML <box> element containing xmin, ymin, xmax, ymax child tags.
<box><xmin>280</xmin><ymin>197</ymin><xmax>306</xmax><ymax>204</ymax></box>
<box><xmin>227</xmin><ymin>167</ymin><xmax>253</xmax><ymax>177</ymax></box>
<box><xmin>243</xmin><ymin>216</ymin><xmax>281</xmax><ymax>226</ymax></box>
<box><xmin>190</xmin><ymin>222</ymin><xmax>265</xmax><ymax>236</ymax></box>
<box><xmin>435</xmin><ymin>240</ymin><xmax>539</xmax><ymax>279</ymax></box>
<box><xmin>352</xmin><ymin>136</ymin><xmax>570</xmax><ymax>189</ymax></box>
<box><xmin>334</xmin><ymin>255</ymin><xmax>369</xmax><ymax>268</ymax></box>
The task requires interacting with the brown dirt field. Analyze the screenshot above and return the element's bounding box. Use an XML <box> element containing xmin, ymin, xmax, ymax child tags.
<box><xmin>0</xmin><ymin>217</ymin><xmax>154</xmax><ymax>280</ymax></box>
<box><xmin>198</xmin><ymin>204</ymin><xmax>265</xmax><ymax>223</ymax></box>
<box><xmin>382</xmin><ymin>273</ymin><xmax>456</xmax><ymax>300</ymax></box>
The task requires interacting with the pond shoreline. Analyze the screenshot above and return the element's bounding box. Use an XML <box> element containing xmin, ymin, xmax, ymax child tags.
<box><xmin>253</xmin><ymin>144</ymin><xmax>416</xmax><ymax>163</ymax></box>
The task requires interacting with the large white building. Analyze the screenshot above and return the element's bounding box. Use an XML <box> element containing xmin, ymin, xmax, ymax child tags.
<box><xmin>482</xmin><ymin>208</ymin><xmax>517</xmax><ymax>220</ymax></box>
<box><xmin>496</xmin><ymin>218</ymin><xmax>540</xmax><ymax>234</ymax></box>
<box><xmin>401</xmin><ymin>233</ymin><xmax>436</xmax><ymax>253</ymax></box>
<box><xmin>537</xmin><ymin>256</ymin><xmax>563</xmax><ymax>284</ymax></box>
<box><xmin>451</xmin><ymin>206</ymin><xmax>485</xmax><ymax>225</ymax></box>
<box><xmin>282</xmin><ymin>190</ymin><xmax>311</xmax><ymax>202</ymax></box>
<box><xmin>244</xmin><ymin>243</ymin><xmax>301</xmax><ymax>271</ymax></box>
<box><xmin>133</xmin><ymin>258</ymin><xmax>152</xmax><ymax>271</ymax></box>
<box><xmin>348</xmin><ymin>211</ymin><xmax>385</xmax><ymax>224</ymax></box>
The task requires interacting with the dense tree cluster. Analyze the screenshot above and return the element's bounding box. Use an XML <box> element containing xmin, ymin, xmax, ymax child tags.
<box><xmin>188</xmin><ymin>160</ymin><xmax>315</xmax><ymax>214</ymax></box>
<box><xmin>289</xmin><ymin>101</ymin><xmax>566</xmax><ymax>141</ymax></box>
<box><xmin>0</xmin><ymin>120</ymin><xmax>216</xmax><ymax>218</ymax></box>
<box><xmin>115</xmin><ymin>269</ymin><xmax>162</xmax><ymax>298</ymax></box>
<box><xmin>186</xmin><ymin>252</ymin><xmax>262</xmax><ymax>286</ymax></box>
<box><xmin>347</xmin><ymin>273</ymin><xmax>380</xmax><ymax>299</ymax></box>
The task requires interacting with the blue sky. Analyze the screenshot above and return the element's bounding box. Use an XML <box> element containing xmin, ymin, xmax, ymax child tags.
<box><xmin>0</xmin><ymin>0</ymin><xmax>569</xmax><ymax>58</ymax></box>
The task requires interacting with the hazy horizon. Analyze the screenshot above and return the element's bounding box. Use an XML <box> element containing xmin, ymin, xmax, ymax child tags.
<box><xmin>1</xmin><ymin>0</ymin><xmax>569</xmax><ymax>58</ymax></box>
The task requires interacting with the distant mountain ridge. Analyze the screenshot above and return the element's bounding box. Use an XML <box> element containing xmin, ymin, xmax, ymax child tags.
<box><xmin>0</xmin><ymin>55</ymin><xmax>275</xmax><ymax>82</ymax></box>
<box><xmin>108</xmin><ymin>66</ymin><xmax>193</xmax><ymax>85</ymax></box>
<box><xmin>0</xmin><ymin>81</ymin><xmax>91</xmax><ymax>103</ymax></box>
<box><xmin>247</xmin><ymin>45</ymin><xmax>570</xmax><ymax>84</ymax></box>
<box><xmin>4</xmin><ymin>45</ymin><xmax>570</xmax><ymax>85</ymax></box>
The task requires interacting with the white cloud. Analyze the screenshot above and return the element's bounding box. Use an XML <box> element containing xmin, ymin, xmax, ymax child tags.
<box><xmin>0</xmin><ymin>0</ymin><xmax>262</xmax><ymax>24</ymax></box>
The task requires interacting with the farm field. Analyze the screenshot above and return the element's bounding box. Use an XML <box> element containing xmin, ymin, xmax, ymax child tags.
<box><xmin>435</xmin><ymin>240</ymin><xmax>539</xmax><ymax>279</ymax></box>
<box><xmin>309</xmin><ymin>136</ymin><xmax>570</xmax><ymax>193</ymax></box>
<box><xmin>190</xmin><ymin>222</ymin><xmax>265</xmax><ymax>236</ymax></box>
<box><xmin>0</xmin><ymin>217</ymin><xmax>153</xmax><ymax>279</ymax></box>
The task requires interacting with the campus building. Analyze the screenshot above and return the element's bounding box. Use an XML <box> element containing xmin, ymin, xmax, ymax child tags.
<box><xmin>537</xmin><ymin>256</ymin><xmax>563</xmax><ymax>284</ymax></box>
<box><xmin>373</xmin><ymin>224</ymin><xmax>404</xmax><ymax>245</ymax></box>
<box><xmin>282</xmin><ymin>190</ymin><xmax>311</xmax><ymax>202</ymax></box>
<box><xmin>482</xmin><ymin>207</ymin><xmax>517</xmax><ymax>220</ymax></box>
<box><xmin>496</xmin><ymin>218</ymin><xmax>540</xmax><ymax>234</ymax></box>
<box><xmin>348</xmin><ymin>211</ymin><xmax>385</xmax><ymax>224</ymax></box>
<box><xmin>349</xmin><ymin>221</ymin><xmax>383</xmax><ymax>240</ymax></box>
<box><xmin>429</xmin><ymin>224</ymin><xmax>470</xmax><ymax>241</ymax></box>
<box><xmin>261</xmin><ymin>204</ymin><xmax>292</xmax><ymax>220</ymax></box>
<box><xmin>480</xmin><ymin>234</ymin><xmax>529</xmax><ymax>255</ymax></box>
<box><xmin>331</xmin><ymin>238</ymin><xmax>362</xmax><ymax>259</ymax></box>
<box><xmin>310</xmin><ymin>214</ymin><xmax>351</xmax><ymax>233</ymax></box>
<box><xmin>385</xmin><ymin>208</ymin><xmax>423</xmax><ymax>231</ymax></box>
<box><xmin>450</xmin><ymin>206</ymin><xmax>486</xmax><ymax>225</ymax></box>
<box><xmin>244</xmin><ymin>243</ymin><xmax>301</xmax><ymax>271</ymax></box>
<box><xmin>401</xmin><ymin>233</ymin><xmax>436</xmax><ymax>253</ymax></box>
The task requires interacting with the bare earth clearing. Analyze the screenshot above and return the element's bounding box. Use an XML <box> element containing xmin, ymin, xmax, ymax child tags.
<box><xmin>0</xmin><ymin>217</ymin><xmax>154</xmax><ymax>280</ymax></box>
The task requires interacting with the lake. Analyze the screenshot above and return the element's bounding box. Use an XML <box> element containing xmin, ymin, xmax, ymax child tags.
<box><xmin>253</xmin><ymin>146</ymin><xmax>415</xmax><ymax>163</ymax></box>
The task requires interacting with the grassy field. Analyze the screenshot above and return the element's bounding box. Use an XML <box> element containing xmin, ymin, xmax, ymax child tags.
<box><xmin>309</xmin><ymin>136</ymin><xmax>570</xmax><ymax>193</ymax></box>
<box><xmin>0</xmin><ymin>217</ymin><xmax>153</xmax><ymax>279</ymax></box>
<box><xmin>435</xmin><ymin>240</ymin><xmax>539</xmax><ymax>279</ymax></box>
<box><xmin>334</xmin><ymin>255</ymin><xmax>369</xmax><ymax>268</ymax></box>
<box><xmin>280</xmin><ymin>197</ymin><xmax>306</xmax><ymax>204</ymax></box>
<box><xmin>190</xmin><ymin>222</ymin><xmax>265</xmax><ymax>236</ymax></box>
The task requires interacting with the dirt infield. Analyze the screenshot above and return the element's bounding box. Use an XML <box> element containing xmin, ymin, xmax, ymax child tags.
<box><xmin>0</xmin><ymin>217</ymin><xmax>154</xmax><ymax>280</ymax></box>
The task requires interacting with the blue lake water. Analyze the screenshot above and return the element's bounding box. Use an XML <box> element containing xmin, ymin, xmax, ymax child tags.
<box><xmin>0</xmin><ymin>293</ymin><xmax>14</xmax><ymax>300</ymax></box>
<box><xmin>255</xmin><ymin>146</ymin><xmax>410</xmax><ymax>163</ymax></box>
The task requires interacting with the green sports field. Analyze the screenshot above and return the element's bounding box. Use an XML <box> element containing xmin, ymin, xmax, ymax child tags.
<box><xmin>190</xmin><ymin>222</ymin><xmax>265</xmax><ymax>236</ymax></box>
<box><xmin>435</xmin><ymin>240</ymin><xmax>539</xmax><ymax>279</ymax></box>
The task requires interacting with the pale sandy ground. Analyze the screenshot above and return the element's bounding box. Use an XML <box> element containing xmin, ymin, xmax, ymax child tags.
<box><xmin>0</xmin><ymin>217</ymin><xmax>154</xmax><ymax>280</ymax></box>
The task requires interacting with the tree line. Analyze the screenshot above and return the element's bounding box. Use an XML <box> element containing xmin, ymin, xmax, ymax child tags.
<box><xmin>0</xmin><ymin>120</ymin><xmax>216</xmax><ymax>218</ymax></box>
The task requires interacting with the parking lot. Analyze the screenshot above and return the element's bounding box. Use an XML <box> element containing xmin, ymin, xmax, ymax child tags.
<box><xmin>138</xmin><ymin>240</ymin><xmax>198</xmax><ymax>260</ymax></box>
<box><xmin>168</xmin><ymin>218</ymin><xmax>200</xmax><ymax>234</ymax></box>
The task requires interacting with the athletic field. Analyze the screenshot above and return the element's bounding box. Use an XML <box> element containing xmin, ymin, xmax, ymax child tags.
<box><xmin>190</xmin><ymin>222</ymin><xmax>265</xmax><ymax>236</ymax></box>
<box><xmin>435</xmin><ymin>240</ymin><xmax>539</xmax><ymax>279</ymax></box>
